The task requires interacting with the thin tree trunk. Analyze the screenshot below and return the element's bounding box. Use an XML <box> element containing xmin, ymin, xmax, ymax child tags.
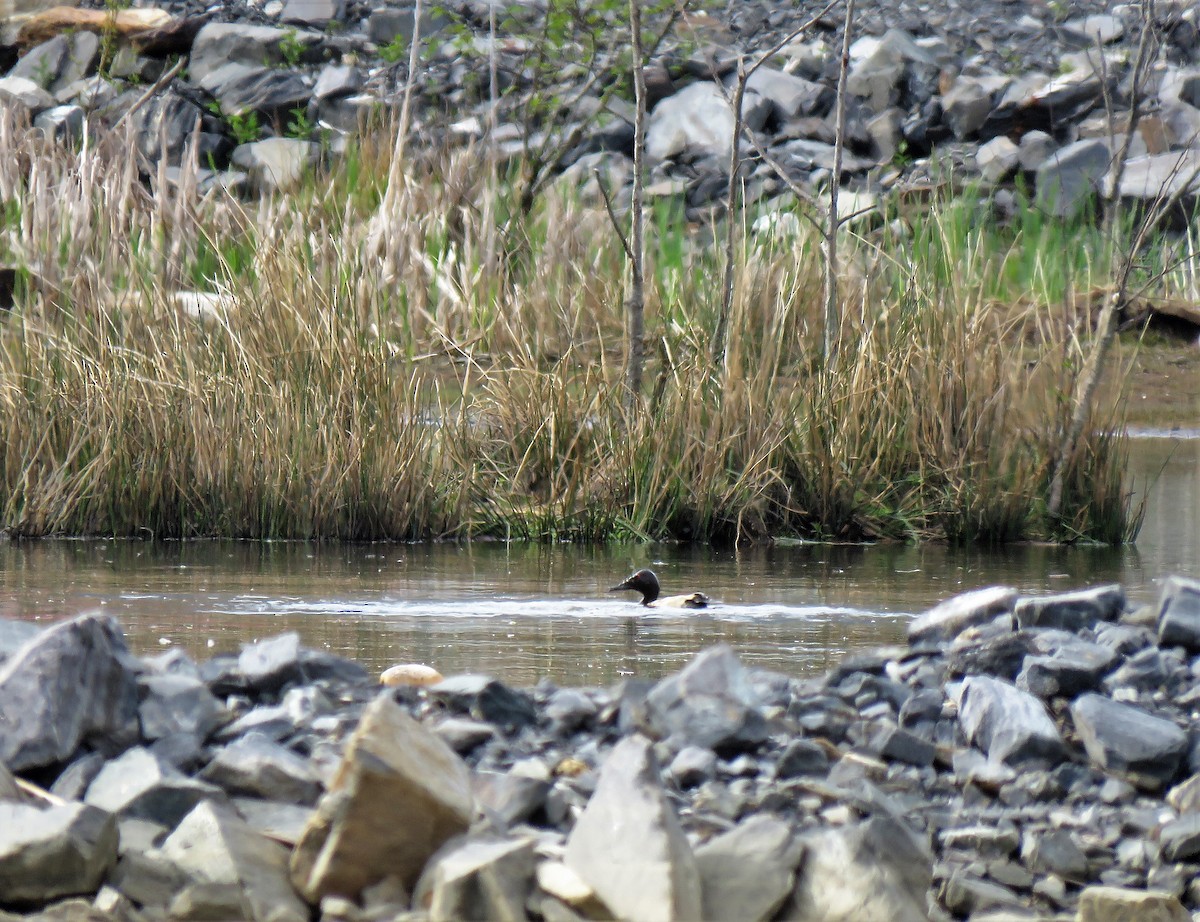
<box><xmin>823</xmin><ymin>0</ymin><xmax>855</xmax><ymax>364</ymax></box>
<box><xmin>711</xmin><ymin>57</ymin><xmax>746</xmax><ymax>367</ymax></box>
<box><xmin>626</xmin><ymin>0</ymin><xmax>647</xmax><ymax>404</ymax></box>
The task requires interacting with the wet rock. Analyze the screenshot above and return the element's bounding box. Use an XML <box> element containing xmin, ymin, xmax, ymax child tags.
<box><xmin>645</xmin><ymin>81</ymin><xmax>771</xmax><ymax>162</ymax></box>
<box><xmin>200</xmin><ymin>731</ymin><xmax>323</xmax><ymax>805</ymax></box>
<box><xmin>414</xmin><ymin>834</ymin><xmax>536</xmax><ymax>922</ymax></box>
<box><xmin>957</xmin><ymin>675</ymin><xmax>1064</xmax><ymax>767</ymax></box>
<box><xmin>429</xmin><ymin>675</ymin><xmax>538</xmax><ymax>734</ymax></box>
<box><xmin>0</xmin><ymin>612</ymin><xmax>139</xmax><ymax>772</ymax></box>
<box><xmin>1035</xmin><ymin>138</ymin><xmax>1111</xmax><ymax>218</ymax></box>
<box><xmin>1071</xmin><ymin>693</ymin><xmax>1187</xmax><ymax>789</ymax></box>
<box><xmin>0</xmin><ymin>801</ymin><xmax>118</xmax><ymax>903</ymax></box>
<box><xmin>781</xmin><ymin>815</ymin><xmax>932</xmax><ymax>922</ymax></box>
<box><xmin>138</xmin><ymin>673</ymin><xmax>225</xmax><ymax>743</ymax></box>
<box><xmin>696</xmin><ymin>814</ymin><xmax>803</xmax><ymax>922</ymax></box>
<box><xmin>290</xmin><ymin>693</ymin><xmax>474</xmax><ymax>900</ymax></box>
<box><xmin>1076</xmin><ymin>885</ymin><xmax>1190</xmax><ymax>922</ymax></box>
<box><xmin>159</xmin><ymin>801</ymin><xmax>308</xmax><ymax>922</ymax></box>
<box><xmin>1013</xmin><ymin>585</ymin><xmax>1126</xmax><ymax>631</ymax></box>
<box><xmin>908</xmin><ymin>586</ymin><xmax>1017</xmax><ymax>646</ymax></box>
<box><xmin>84</xmin><ymin>746</ymin><xmax>225</xmax><ymax>827</ymax></box>
<box><xmin>643</xmin><ymin>644</ymin><xmax>768</xmax><ymax>754</ymax></box>
<box><xmin>564</xmin><ymin>734</ymin><xmax>701</xmax><ymax>922</ymax></box>
<box><xmin>1156</xmin><ymin>576</ymin><xmax>1200</xmax><ymax>652</ymax></box>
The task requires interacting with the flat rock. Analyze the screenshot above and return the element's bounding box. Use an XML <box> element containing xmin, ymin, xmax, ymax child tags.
<box><xmin>564</xmin><ymin>734</ymin><xmax>701</xmax><ymax>922</ymax></box>
<box><xmin>0</xmin><ymin>612</ymin><xmax>139</xmax><ymax>772</ymax></box>
<box><xmin>414</xmin><ymin>834</ymin><xmax>536</xmax><ymax>922</ymax></box>
<box><xmin>1071</xmin><ymin>693</ymin><xmax>1186</xmax><ymax>789</ymax></box>
<box><xmin>1155</xmin><ymin>576</ymin><xmax>1200</xmax><ymax>651</ymax></box>
<box><xmin>907</xmin><ymin>586</ymin><xmax>1016</xmax><ymax>645</ymax></box>
<box><xmin>206</xmin><ymin>66</ymin><xmax>312</xmax><ymax>121</ymax></box>
<box><xmin>1013</xmin><ymin>585</ymin><xmax>1126</xmax><ymax>631</ymax></box>
<box><xmin>1016</xmin><ymin>632</ymin><xmax>1116</xmax><ymax>698</ymax></box>
<box><xmin>0</xmin><ymin>801</ymin><xmax>118</xmax><ymax>904</ymax></box>
<box><xmin>1158</xmin><ymin>814</ymin><xmax>1200</xmax><ymax>863</ymax></box>
<box><xmin>696</xmin><ymin>814</ymin><xmax>803</xmax><ymax>922</ymax></box>
<box><xmin>429</xmin><ymin>674</ymin><xmax>538</xmax><ymax>733</ymax></box>
<box><xmin>200</xmin><ymin>731</ymin><xmax>323</xmax><ymax>805</ymax></box>
<box><xmin>189</xmin><ymin>23</ymin><xmax>317</xmax><ymax>84</ymax></box>
<box><xmin>290</xmin><ymin>692</ymin><xmax>474</xmax><ymax>900</ymax></box>
<box><xmin>957</xmin><ymin>675</ymin><xmax>1064</xmax><ymax>767</ymax></box>
<box><xmin>1076</xmin><ymin>885</ymin><xmax>1190</xmax><ymax>922</ymax></box>
<box><xmin>85</xmin><ymin>746</ymin><xmax>226</xmax><ymax>827</ymax></box>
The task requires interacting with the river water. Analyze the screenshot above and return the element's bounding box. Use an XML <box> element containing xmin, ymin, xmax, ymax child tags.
<box><xmin>0</xmin><ymin>433</ymin><xmax>1196</xmax><ymax>686</ymax></box>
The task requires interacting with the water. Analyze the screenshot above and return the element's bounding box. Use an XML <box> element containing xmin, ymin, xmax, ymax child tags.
<box><xmin>0</xmin><ymin>434</ymin><xmax>1196</xmax><ymax>686</ymax></box>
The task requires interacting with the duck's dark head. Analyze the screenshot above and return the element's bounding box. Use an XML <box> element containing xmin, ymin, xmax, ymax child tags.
<box><xmin>609</xmin><ymin>568</ymin><xmax>661</xmax><ymax>605</ymax></box>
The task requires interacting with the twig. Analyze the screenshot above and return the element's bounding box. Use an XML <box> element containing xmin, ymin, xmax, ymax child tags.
<box><xmin>111</xmin><ymin>56</ymin><xmax>186</xmax><ymax>132</ymax></box>
<box><xmin>595</xmin><ymin>168</ymin><xmax>635</xmax><ymax>261</ymax></box>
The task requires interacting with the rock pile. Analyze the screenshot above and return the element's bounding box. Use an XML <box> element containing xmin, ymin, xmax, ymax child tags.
<box><xmin>0</xmin><ymin>0</ymin><xmax>1198</xmax><ymax>219</ymax></box>
<box><xmin>4</xmin><ymin>577</ymin><xmax>1200</xmax><ymax>919</ymax></box>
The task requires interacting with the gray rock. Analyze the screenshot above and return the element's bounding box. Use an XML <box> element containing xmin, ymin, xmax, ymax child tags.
<box><xmin>0</xmin><ymin>75</ymin><xmax>56</xmax><ymax>112</ymax></box>
<box><xmin>942</xmin><ymin>76</ymin><xmax>1007</xmax><ymax>140</ymax></box>
<box><xmin>1063</xmin><ymin>14</ymin><xmax>1125</xmax><ymax>45</ymax></box>
<box><xmin>201</xmin><ymin>732</ymin><xmax>323</xmax><ymax>805</ymax></box>
<box><xmin>696</xmin><ymin>814</ymin><xmax>803</xmax><ymax>922</ymax></box>
<box><xmin>0</xmin><ymin>801</ymin><xmax>118</xmax><ymax>903</ymax></box>
<box><xmin>0</xmin><ymin>616</ymin><xmax>41</xmax><ymax>662</ymax></box>
<box><xmin>160</xmin><ymin>801</ymin><xmax>308</xmax><ymax>922</ymax></box>
<box><xmin>33</xmin><ymin>104</ymin><xmax>83</xmax><ymax>144</ymax></box>
<box><xmin>473</xmin><ymin>770</ymin><xmax>549</xmax><ymax>828</ymax></box>
<box><xmin>414</xmin><ymin>834</ymin><xmax>536</xmax><ymax>922</ymax></box>
<box><xmin>780</xmin><ymin>815</ymin><xmax>932</xmax><ymax>922</ymax></box>
<box><xmin>49</xmin><ymin>752</ymin><xmax>108</xmax><ymax>802</ymax></box>
<box><xmin>1035</xmin><ymin>138</ymin><xmax>1111</xmax><ymax>217</ymax></box>
<box><xmin>669</xmin><ymin>745</ymin><xmax>717</xmax><ymax>786</ymax></box>
<box><xmin>1071</xmin><ymin>693</ymin><xmax>1187</xmax><ymax>788</ymax></box>
<box><xmin>940</xmin><ymin>869</ymin><xmax>1025</xmax><ymax>917</ymax></box>
<box><xmin>777</xmin><ymin>138</ymin><xmax>876</xmax><ymax>174</ymax></box>
<box><xmin>957</xmin><ymin>675</ymin><xmax>1064</xmax><ymax>767</ymax></box>
<box><xmin>189</xmin><ymin>23</ymin><xmax>320</xmax><ymax>84</ymax></box>
<box><xmin>908</xmin><ymin>586</ymin><xmax>1017</xmax><ymax>645</ymax></box>
<box><xmin>737</xmin><ymin>67</ymin><xmax>828</xmax><ymax>120</ymax></box>
<box><xmin>1021</xmin><ymin>828</ymin><xmax>1089</xmax><ymax>880</ymax></box>
<box><xmin>10</xmin><ymin>36</ymin><xmax>70</xmax><ymax>89</ymax></box>
<box><xmin>435</xmin><ymin>717</ymin><xmax>498</xmax><ymax>753</ymax></box>
<box><xmin>85</xmin><ymin>746</ymin><xmax>225</xmax><ymax>827</ymax></box>
<box><xmin>646</xmin><ymin>81</ymin><xmax>771</xmax><ymax>162</ymax></box>
<box><xmin>282</xmin><ymin>0</ymin><xmax>339</xmax><ymax>26</ymax></box>
<box><xmin>1017</xmin><ymin>130</ymin><xmax>1058</xmax><ymax>172</ymax></box>
<box><xmin>366</xmin><ymin>4</ymin><xmax>447</xmax><ymax>46</ymax></box>
<box><xmin>1013</xmin><ymin>585</ymin><xmax>1126</xmax><ymax>631</ymax></box>
<box><xmin>564</xmin><ymin>735</ymin><xmax>701</xmax><ymax>922</ymax></box>
<box><xmin>1159</xmin><ymin>814</ymin><xmax>1200</xmax><ymax>863</ymax></box>
<box><xmin>313</xmin><ymin>64</ymin><xmax>363</xmax><ymax>100</ymax></box>
<box><xmin>775</xmin><ymin>738</ymin><xmax>829</xmax><ymax>778</ymax></box>
<box><xmin>126</xmin><ymin>89</ymin><xmax>209</xmax><ymax>166</ymax></box>
<box><xmin>644</xmin><ymin>644</ymin><xmax>767</xmax><ymax>753</ymax></box>
<box><xmin>138</xmin><ymin>673</ymin><xmax>225</xmax><ymax>742</ymax></box>
<box><xmin>939</xmin><ymin>824</ymin><xmax>1019</xmax><ymax>859</ymax></box>
<box><xmin>1156</xmin><ymin>576</ymin><xmax>1200</xmax><ymax>651</ymax></box>
<box><xmin>207</xmin><ymin>66</ymin><xmax>312</xmax><ymax>122</ymax></box>
<box><xmin>231</xmin><ymin>797</ymin><xmax>312</xmax><ymax>845</ymax></box>
<box><xmin>1016</xmin><ymin>632</ymin><xmax>1116</xmax><ymax>698</ymax></box>
<box><xmin>0</xmin><ymin>612</ymin><xmax>139</xmax><ymax>772</ymax></box>
<box><xmin>290</xmin><ymin>693</ymin><xmax>474</xmax><ymax>900</ymax></box>
<box><xmin>1119</xmin><ymin>151</ymin><xmax>1200</xmax><ymax>207</ymax></box>
<box><xmin>847</xmin><ymin>29</ymin><xmax>936</xmax><ymax>111</ymax></box>
<box><xmin>977</xmin><ymin>136</ymin><xmax>1020</xmax><ymax>183</ymax></box>
<box><xmin>429</xmin><ymin>674</ymin><xmax>538</xmax><ymax>733</ymax></box>
<box><xmin>544</xmin><ymin>687</ymin><xmax>599</xmax><ymax>732</ymax></box>
<box><xmin>233</xmin><ymin>138</ymin><xmax>320</xmax><ymax>194</ymax></box>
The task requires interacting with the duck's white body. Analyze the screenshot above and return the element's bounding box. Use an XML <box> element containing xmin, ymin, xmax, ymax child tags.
<box><xmin>610</xmin><ymin>569</ymin><xmax>710</xmax><ymax>609</ymax></box>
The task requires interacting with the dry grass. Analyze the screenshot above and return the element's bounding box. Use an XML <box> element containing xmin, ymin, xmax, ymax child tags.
<box><xmin>0</xmin><ymin>111</ymin><xmax>1139</xmax><ymax>543</ymax></box>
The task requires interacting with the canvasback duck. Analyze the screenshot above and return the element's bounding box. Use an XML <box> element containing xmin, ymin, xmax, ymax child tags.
<box><xmin>609</xmin><ymin>568</ymin><xmax>710</xmax><ymax>609</ymax></box>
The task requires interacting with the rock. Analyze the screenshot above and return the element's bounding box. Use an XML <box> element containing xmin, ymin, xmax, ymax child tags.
<box><xmin>84</xmin><ymin>746</ymin><xmax>225</xmax><ymax>827</ymax></box>
<box><xmin>868</xmin><ymin>721</ymin><xmax>936</xmax><ymax>767</ymax></box>
<box><xmin>669</xmin><ymin>745</ymin><xmax>717</xmax><ymax>786</ymax></box>
<box><xmin>414</xmin><ymin>834</ymin><xmax>536</xmax><ymax>922</ymax></box>
<box><xmin>847</xmin><ymin>29</ymin><xmax>937</xmax><ymax>111</ymax></box>
<box><xmin>32</xmin><ymin>104</ymin><xmax>83</xmax><ymax>144</ymax></box>
<box><xmin>1155</xmin><ymin>576</ymin><xmax>1200</xmax><ymax>651</ymax></box>
<box><xmin>0</xmin><ymin>801</ymin><xmax>118</xmax><ymax>903</ymax></box>
<box><xmin>957</xmin><ymin>675</ymin><xmax>1064</xmax><ymax>767</ymax></box>
<box><xmin>435</xmin><ymin>717</ymin><xmax>497</xmax><ymax>754</ymax></box>
<box><xmin>281</xmin><ymin>0</ymin><xmax>338</xmax><ymax>26</ymax></box>
<box><xmin>775</xmin><ymin>739</ymin><xmax>830</xmax><ymax>778</ymax></box>
<box><xmin>1021</xmin><ymin>828</ymin><xmax>1089</xmax><ymax>880</ymax></box>
<box><xmin>200</xmin><ymin>731</ymin><xmax>323</xmax><ymax>805</ymax></box>
<box><xmin>15</xmin><ymin>7</ymin><xmax>171</xmax><ymax>46</ymax></box>
<box><xmin>942</xmin><ymin>76</ymin><xmax>1007</xmax><ymax>140</ymax></box>
<box><xmin>0</xmin><ymin>76</ymin><xmax>56</xmax><ymax>112</ymax></box>
<box><xmin>780</xmin><ymin>815</ymin><xmax>932</xmax><ymax>922</ymax></box>
<box><xmin>1013</xmin><ymin>585</ymin><xmax>1126</xmax><ymax>631</ymax></box>
<box><xmin>695</xmin><ymin>814</ymin><xmax>803</xmax><ymax>922</ymax></box>
<box><xmin>940</xmin><ymin>869</ymin><xmax>1025</xmax><ymax>917</ymax></box>
<box><xmin>977</xmin><ymin>136</ymin><xmax>1019</xmax><ymax>183</ymax></box>
<box><xmin>231</xmin><ymin>797</ymin><xmax>312</xmax><ymax>845</ymax></box>
<box><xmin>907</xmin><ymin>586</ymin><xmax>1016</xmax><ymax>645</ymax></box>
<box><xmin>429</xmin><ymin>674</ymin><xmax>538</xmax><ymax>733</ymax></box>
<box><xmin>1063</xmin><ymin>14</ymin><xmax>1125</xmax><ymax>45</ymax></box>
<box><xmin>1035</xmin><ymin>138</ymin><xmax>1111</xmax><ymax>217</ymax></box>
<box><xmin>737</xmin><ymin>67</ymin><xmax>828</xmax><ymax>120</ymax></box>
<box><xmin>1076</xmin><ymin>885</ymin><xmax>1190</xmax><ymax>922</ymax></box>
<box><xmin>1157</xmin><ymin>814</ymin><xmax>1200</xmax><ymax>863</ymax></box>
<box><xmin>645</xmin><ymin>81</ymin><xmax>771</xmax><ymax>162</ymax></box>
<box><xmin>643</xmin><ymin>644</ymin><xmax>767</xmax><ymax>754</ymax></box>
<box><xmin>1016</xmin><ymin>632</ymin><xmax>1115</xmax><ymax>698</ymax></box>
<box><xmin>939</xmin><ymin>824</ymin><xmax>1019</xmax><ymax>859</ymax></box>
<box><xmin>125</xmin><ymin>89</ymin><xmax>209</xmax><ymax>166</ymax></box>
<box><xmin>0</xmin><ymin>613</ymin><xmax>139</xmax><ymax>772</ymax></box>
<box><xmin>1017</xmin><ymin>130</ymin><xmax>1057</xmax><ymax>172</ymax></box>
<box><xmin>138</xmin><ymin>673</ymin><xmax>225</xmax><ymax>743</ymax></box>
<box><xmin>158</xmin><ymin>801</ymin><xmax>308</xmax><ymax>922</ymax></box>
<box><xmin>1071</xmin><ymin>693</ymin><xmax>1186</xmax><ymax>788</ymax></box>
<box><xmin>473</xmin><ymin>770</ymin><xmax>549</xmax><ymax>828</ymax></box>
<box><xmin>564</xmin><ymin>735</ymin><xmax>701</xmax><ymax>922</ymax></box>
<box><xmin>205</xmin><ymin>65</ymin><xmax>311</xmax><ymax>123</ymax></box>
<box><xmin>313</xmin><ymin>64</ymin><xmax>364</xmax><ymax>101</ymax></box>
<box><xmin>290</xmin><ymin>693</ymin><xmax>474</xmax><ymax>900</ymax></box>
<box><xmin>189</xmin><ymin>23</ymin><xmax>318</xmax><ymax>84</ymax></box>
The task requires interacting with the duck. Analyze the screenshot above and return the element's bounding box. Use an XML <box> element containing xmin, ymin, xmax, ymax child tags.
<box><xmin>609</xmin><ymin>568</ymin><xmax>710</xmax><ymax>609</ymax></box>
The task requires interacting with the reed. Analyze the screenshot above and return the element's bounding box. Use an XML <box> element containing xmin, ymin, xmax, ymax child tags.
<box><xmin>0</xmin><ymin>113</ymin><xmax>1145</xmax><ymax>543</ymax></box>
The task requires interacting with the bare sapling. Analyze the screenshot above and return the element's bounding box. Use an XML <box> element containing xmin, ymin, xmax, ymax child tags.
<box><xmin>625</xmin><ymin>0</ymin><xmax>648</xmax><ymax>405</ymax></box>
<box><xmin>823</xmin><ymin>0</ymin><xmax>855</xmax><ymax>365</ymax></box>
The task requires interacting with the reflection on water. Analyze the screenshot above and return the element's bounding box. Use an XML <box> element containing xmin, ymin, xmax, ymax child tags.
<box><xmin>0</xmin><ymin>437</ymin><xmax>1196</xmax><ymax>685</ymax></box>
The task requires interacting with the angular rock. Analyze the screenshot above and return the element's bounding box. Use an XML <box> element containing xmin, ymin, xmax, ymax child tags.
<box><xmin>206</xmin><ymin>66</ymin><xmax>312</xmax><ymax>122</ymax></box>
<box><xmin>1159</xmin><ymin>814</ymin><xmax>1200</xmax><ymax>863</ymax></box>
<box><xmin>189</xmin><ymin>23</ymin><xmax>318</xmax><ymax>84</ymax></box>
<box><xmin>0</xmin><ymin>801</ymin><xmax>118</xmax><ymax>903</ymax></box>
<box><xmin>1018</xmin><ymin>129</ymin><xmax>1058</xmax><ymax>172</ymax></box>
<box><xmin>138</xmin><ymin>673</ymin><xmax>225</xmax><ymax>742</ymax></box>
<box><xmin>33</xmin><ymin>104</ymin><xmax>84</xmax><ymax>144</ymax></box>
<box><xmin>1016</xmin><ymin>632</ymin><xmax>1115</xmax><ymax>698</ymax></box>
<box><xmin>313</xmin><ymin>64</ymin><xmax>363</xmax><ymax>101</ymax></box>
<box><xmin>1035</xmin><ymin>138</ymin><xmax>1111</xmax><ymax>217</ymax></box>
<box><xmin>1076</xmin><ymin>885</ymin><xmax>1190</xmax><ymax>922</ymax></box>
<box><xmin>907</xmin><ymin>586</ymin><xmax>1016</xmax><ymax>645</ymax></box>
<box><xmin>473</xmin><ymin>770</ymin><xmax>549</xmax><ymax>828</ymax></box>
<box><xmin>939</xmin><ymin>824</ymin><xmax>1019</xmax><ymax>859</ymax></box>
<box><xmin>126</xmin><ymin>89</ymin><xmax>208</xmax><ymax>165</ymax></box>
<box><xmin>290</xmin><ymin>693</ymin><xmax>473</xmax><ymax>900</ymax></box>
<box><xmin>0</xmin><ymin>76</ymin><xmax>56</xmax><ymax>112</ymax></box>
<box><xmin>1156</xmin><ymin>576</ymin><xmax>1200</xmax><ymax>652</ymax></box>
<box><xmin>646</xmin><ymin>81</ymin><xmax>770</xmax><ymax>162</ymax></box>
<box><xmin>201</xmin><ymin>732</ymin><xmax>323</xmax><ymax>805</ymax></box>
<box><xmin>414</xmin><ymin>834</ymin><xmax>536</xmax><ymax>922</ymax></box>
<box><xmin>669</xmin><ymin>745</ymin><xmax>717</xmax><ymax>786</ymax></box>
<box><xmin>154</xmin><ymin>801</ymin><xmax>308</xmax><ymax>921</ymax></box>
<box><xmin>775</xmin><ymin>738</ymin><xmax>830</xmax><ymax>779</ymax></box>
<box><xmin>780</xmin><ymin>816</ymin><xmax>932</xmax><ymax>922</ymax></box>
<box><xmin>957</xmin><ymin>675</ymin><xmax>1064</xmax><ymax>767</ymax></box>
<box><xmin>977</xmin><ymin>136</ymin><xmax>1019</xmax><ymax>183</ymax></box>
<box><xmin>435</xmin><ymin>717</ymin><xmax>497</xmax><ymax>754</ymax></box>
<box><xmin>696</xmin><ymin>814</ymin><xmax>803</xmax><ymax>922</ymax></box>
<box><xmin>0</xmin><ymin>612</ymin><xmax>139</xmax><ymax>772</ymax></box>
<box><xmin>940</xmin><ymin>870</ymin><xmax>1025</xmax><ymax>917</ymax></box>
<box><xmin>429</xmin><ymin>675</ymin><xmax>538</xmax><ymax>733</ymax></box>
<box><xmin>1071</xmin><ymin>693</ymin><xmax>1186</xmax><ymax>788</ymax></box>
<box><xmin>847</xmin><ymin>29</ymin><xmax>937</xmax><ymax>111</ymax></box>
<box><xmin>564</xmin><ymin>735</ymin><xmax>701</xmax><ymax>922</ymax></box>
<box><xmin>737</xmin><ymin>67</ymin><xmax>828</xmax><ymax>120</ymax></box>
<box><xmin>1021</xmin><ymin>828</ymin><xmax>1089</xmax><ymax>880</ymax></box>
<box><xmin>868</xmin><ymin>722</ymin><xmax>935</xmax><ymax>767</ymax></box>
<box><xmin>942</xmin><ymin>76</ymin><xmax>1007</xmax><ymax>140</ymax></box>
<box><xmin>85</xmin><ymin>746</ymin><xmax>225</xmax><ymax>827</ymax></box>
<box><xmin>1013</xmin><ymin>584</ymin><xmax>1126</xmax><ymax>631</ymax></box>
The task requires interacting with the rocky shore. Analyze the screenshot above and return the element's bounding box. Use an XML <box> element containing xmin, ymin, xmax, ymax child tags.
<box><xmin>0</xmin><ymin>0</ymin><xmax>1199</xmax><ymax>229</ymax></box>
<box><xmin>3</xmin><ymin>577</ymin><xmax>1200</xmax><ymax>919</ymax></box>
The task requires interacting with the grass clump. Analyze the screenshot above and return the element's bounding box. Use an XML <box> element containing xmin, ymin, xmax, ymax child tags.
<box><xmin>0</xmin><ymin>110</ymin><xmax>1142</xmax><ymax>544</ymax></box>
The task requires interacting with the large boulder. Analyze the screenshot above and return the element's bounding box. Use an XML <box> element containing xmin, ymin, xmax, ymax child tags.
<box><xmin>290</xmin><ymin>693</ymin><xmax>474</xmax><ymax>901</ymax></box>
<box><xmin>1035</xmin><ymin>138</ymin><xmax>1111</xmax><ymax>217</ymax></box>
<box><xmin>0</xmin><ymin>613</ymin><xmax>139</xmax><ymax>772</ymax></box>
<box><xmin>0</xmin><ymin>801</ymin><xmax>118</xmax><ymax>904</ymax></box>
<box><xmin>565</xmin><ymin>734</ymin><xmax>701</xmax><ymax>922</ymax></box>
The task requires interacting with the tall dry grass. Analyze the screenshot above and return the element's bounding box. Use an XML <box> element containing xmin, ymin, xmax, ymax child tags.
<box><xmin>0</xmin><ymin>111</ymin><xmax>1139</xmax><ymax>543</ymax></box>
